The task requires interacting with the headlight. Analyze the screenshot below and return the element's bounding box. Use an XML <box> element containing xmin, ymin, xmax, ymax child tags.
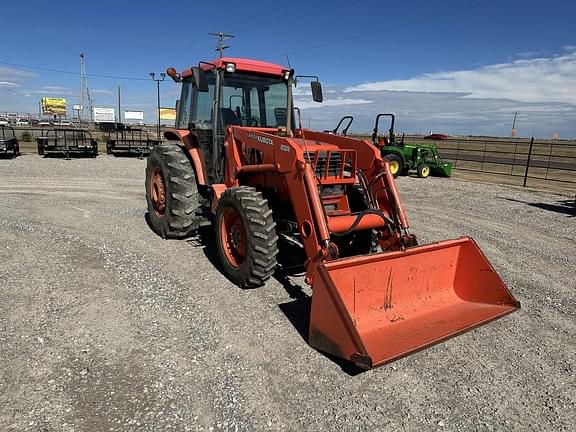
<box><xmin>225</xmin><ymin>63</ymin><xmax>236</xmax><ymax>73</ymax></box>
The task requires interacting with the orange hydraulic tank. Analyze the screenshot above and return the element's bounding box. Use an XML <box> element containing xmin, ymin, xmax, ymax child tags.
<box><xmin>308</xmin><ymin>237</ymin><xmax>520</xmax><ymax>369</ymax></box>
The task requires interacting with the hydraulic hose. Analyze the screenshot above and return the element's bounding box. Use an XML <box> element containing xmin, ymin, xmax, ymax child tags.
<box><xmin>331</xmin><ymin>209</ymin><xmax>395</xmax><ymax>237</ymax></box>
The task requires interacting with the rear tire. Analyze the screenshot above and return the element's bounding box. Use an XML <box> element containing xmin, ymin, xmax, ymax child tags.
<box><xmin>383</xmin><ymin>153</ymin><xmax>404</xmax><ymax>178</ymax></box>
<box><xmin>37</xmin><ymin>141</ymin><xmax>45</xmax><ymax>156</ymax></box>
<box><xmin>417</xmin><ymin>163</ymin><xmax>430</xmax><ymax>178</ymax></box>
<box><xmin>215</xmin><ymin>186</ymin><xmax>279</xmax><ymax>288</ymax></box>
<box><xmin>145</xmin><ymin>143</ymin><xmax>200</xmax><ymax>238</ymax></box>
<box><xmin>106</xmin><ymin>141</ymin><xmax>113</xmax><ymax>155</ymax></box>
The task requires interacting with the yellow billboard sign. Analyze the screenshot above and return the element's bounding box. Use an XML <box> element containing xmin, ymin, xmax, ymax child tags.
<box><xmin>159</xmin><ymin>107</ymin><xmax>176</xmax><ymax>120</ymax></box>
<box><xmin>42</xmin><ymin>97</ymin><xmax>67</xmax><ymax>115</ymax></box>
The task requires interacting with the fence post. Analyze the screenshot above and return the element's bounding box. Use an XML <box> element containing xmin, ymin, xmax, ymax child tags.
<box><xmin>523</xmin><ymin>137</ymin><xmax>534</xmax><ymax>187</ymax></box>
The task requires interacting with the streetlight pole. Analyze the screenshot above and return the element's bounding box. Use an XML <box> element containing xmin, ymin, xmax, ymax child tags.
<box><xmin>117</xmin><ymin>85</ymin><xmax>122</xmax><ymax>125</ymax></box>
<box><xmin>149</xmin><ymin>72</ymin><xmax>165</xmax><ymax>140</ymax></box>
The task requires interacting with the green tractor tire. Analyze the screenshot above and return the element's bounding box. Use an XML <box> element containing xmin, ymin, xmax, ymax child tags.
<box><xmin>417</xmin><ymin>164</ymin><xmax>430</xmax><ymax>178</ymax></box>
<box><xmin>383</xmin><ymin>154</ymin><xmax>404</xmax><ymax>178</ymax></box>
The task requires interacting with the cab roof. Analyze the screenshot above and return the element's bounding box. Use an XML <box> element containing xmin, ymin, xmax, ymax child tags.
<box><xmin>182</xmin><ymin>57</ymin><xmax>288</xmax><ymax>78</ymax></box>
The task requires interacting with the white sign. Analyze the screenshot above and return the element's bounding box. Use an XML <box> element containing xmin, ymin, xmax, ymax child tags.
<box><xmin>93</xmin><ymin>107</ymin><xmax>115</xmax><ymax>122</ymax></box>
<box><xmin>73</xmin><ymin>104</ymin><xmax>82</xmax><ymax>111</ymax></box>
<box><xmin>124</xmin><ymin>110</ymin><xmax>144</xmax><ymax>121</ymax></box>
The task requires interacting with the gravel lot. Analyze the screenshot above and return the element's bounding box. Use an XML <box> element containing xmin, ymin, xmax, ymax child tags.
<box><xmin>1</xmin><ymin>153</ymin><xmax>574</xmax><ymax>431</ymax></box>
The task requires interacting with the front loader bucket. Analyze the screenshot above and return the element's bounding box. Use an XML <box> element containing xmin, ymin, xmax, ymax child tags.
<box><xmin>430</xmin><ymin>161</ymin><xmax>453</xmax><ymax>177</ymax></box>
<box><xmin>309</xmin><ymin>237</ymin><xmax>520</xmax><ymax>369</ymax></box>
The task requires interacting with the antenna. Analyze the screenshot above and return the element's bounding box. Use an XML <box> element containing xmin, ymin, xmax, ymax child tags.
<box><xmin>79</xmin><ymin>53</ymin><xmax>92</xmax><ymax>124</ymax></box>
<box><xmin>86</xmin><ymin>87</ymin><xmax>94</xmax><ymax>125</ymax></box>
<box><xmin>208</xmin><ymin>32</ymin><xmax>234</xmax><ymax>58</ymax></box>
<box><xmin>286</xmin><ymin>55</ymin><xmax>292</xmax><ymax>69</ymax></box>
<box><xmin>79</xmin><ymin>53</ymin><xmax>86</xmax><ymax>122</ymax></box>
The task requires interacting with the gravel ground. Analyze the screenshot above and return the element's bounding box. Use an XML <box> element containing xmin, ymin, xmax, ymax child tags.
<box><xmin>0</xmin><ymin>153</ymin><xmax>574</xmax><ymax>432</ymax></box>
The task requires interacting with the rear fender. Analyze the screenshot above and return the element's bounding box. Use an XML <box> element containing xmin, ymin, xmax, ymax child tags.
<box><xmin>381</xmin><ymin>148</ymin><xmax>406</xmax><ymax>164</ymax></box>
<box><xmin>164</xmin><ymin>129</ymin><xmax>207</xmax><ymax>186</ymax></box>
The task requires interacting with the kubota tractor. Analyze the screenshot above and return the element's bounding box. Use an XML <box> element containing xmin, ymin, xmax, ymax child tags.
<box><xmin>145</xmin><ymin>57</ymin><xmax>519</xmax><ymax>369</ymax></box>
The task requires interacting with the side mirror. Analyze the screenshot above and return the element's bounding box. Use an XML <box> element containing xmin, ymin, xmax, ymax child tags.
<box><xmin>192</xmin><ymin>67</ymin><xmax>209</xmax><ymax>92</ymax></box>
<box><xmin>311</xmin><ymin>81</ymin><xmax>323</xmax><ymax>103</ymax></box>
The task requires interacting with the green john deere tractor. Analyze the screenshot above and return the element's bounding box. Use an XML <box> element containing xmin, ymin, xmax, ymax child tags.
<box><xmin>372</xmin><ymin>113</ymin><xmax>452</xmax><ymax>178</ymax></box>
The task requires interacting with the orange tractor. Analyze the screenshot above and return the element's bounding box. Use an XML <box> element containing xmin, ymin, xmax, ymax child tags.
<box><xmin>145</xmin><ymin>57</ymin><xmax>519</xmax><ymax>369</ymax></box>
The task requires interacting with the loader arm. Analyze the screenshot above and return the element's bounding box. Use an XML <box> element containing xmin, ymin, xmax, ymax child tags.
<box><xmin>223</xmin><ymin>126</ymin><xmax>415</xmax><ymax>283</ymax></box>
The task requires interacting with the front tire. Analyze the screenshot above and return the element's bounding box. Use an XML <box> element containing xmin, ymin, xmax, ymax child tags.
<box><xmin>145</xmin><ymin>143</ymin><xmax>200</xmax><ymax>238</ymax></box>
<box><xmin>215</xmin><ymin>186</ymin><xmax>279</xmax><ymax>288</ymax></box>
<box><xmin>417</xmin><ymin>163</ymin><xmax>430</xmax><ymax>178</ymax></box>
<box><xmin>383</xmin><ymin>153</ymin><xmax>404</xmax><ymax>178</ymax></box>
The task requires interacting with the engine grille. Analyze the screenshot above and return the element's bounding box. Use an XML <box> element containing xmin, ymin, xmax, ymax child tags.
<box><xmin>304</xmin><ymin>150</ymin><xmax>355</xmax><ymax>182</ymax></box>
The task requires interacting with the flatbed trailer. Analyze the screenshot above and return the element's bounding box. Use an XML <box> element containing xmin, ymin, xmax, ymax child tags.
<box><xmin>0</xmin><ymin>126</ymin><xmax>20</xmax><ymax>158</ymax></box>
<box><xmin>37</xmin><ymin>128</ymin><xmax>98</xmax><ymax>159</ymax></box>
<box><xmin>106</xmin><ymin>125</ymin><xmax>160</xmax><ymax>158</ymax></box>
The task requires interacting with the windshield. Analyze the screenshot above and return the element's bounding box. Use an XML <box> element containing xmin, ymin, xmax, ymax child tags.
<box><xmin>220</xmin><ymin>72</ymin><xmax>288</xmax><ymax>128</ymax></box>
<box><xmin>177</xmin><ymin>71</ymin><xmax>291</xmax><ymax>130</ymax></box>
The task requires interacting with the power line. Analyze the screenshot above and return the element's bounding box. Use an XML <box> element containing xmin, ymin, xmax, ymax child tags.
<box><xmin>280</xmin><ymin>1</ymin><xmax>492</xmax><ymax>57</ymax></box>
<box><xmin>1</xmin><ymin>1</ymin><xmax>492</xmax><ymax>80</ymax></box>
<box><xmin>235</xmin><ymin>0</ymin><xmax>361</xmax><ymax>35</ymax></box>
<box><xmin>173</xmin><ymin>0</ymin><xmax>337</xmax><ymax>62</ymax></box>
<box><xmin>0</xmin><ymin>60</ymin><xmax>148</xmax><ymax>81</ymax></box>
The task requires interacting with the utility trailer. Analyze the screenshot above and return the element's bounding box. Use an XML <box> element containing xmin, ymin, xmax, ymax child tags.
<box><xmin>106</xmin><ymin>124</ymin><xmax>161</xmax><ymax>158</ymax></box>
<box><xmin>0</xmin><ymin>126</ymin><xmax>20</xmax><ymax>158</ymax></box>
<box><xmin>37</xmin><ymin>128</ymin><xmax>98</xmax><ymax>159</ymax></box>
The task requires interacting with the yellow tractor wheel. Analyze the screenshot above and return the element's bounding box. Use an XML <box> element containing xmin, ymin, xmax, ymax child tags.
<box><xmin>383</xmin><ymin>154</ymin><xmax>404</xmax><ymax>178</ymax></box>
<box><xmin>417</xmin><ymin>164</ymin><xmax>430</xmax><ymax>178</ymax></box>
<box><xmin>389</xmin><ymin>160</ymin><xmax>400</xmax><ymax>175</ymax></box>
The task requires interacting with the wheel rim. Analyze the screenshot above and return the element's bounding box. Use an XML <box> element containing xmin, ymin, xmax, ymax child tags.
<box><xmin>422</xmin><ymin>166</ymin><xmax>430</xmax><ymax>177</ymax></box>
<box><xmin>389</xmin><ymin>160</ymin><xmax>399</xmax><ymax>175</ymax></box>
<box><xmin>150</xmin><ymin>166</ymin><xmax>167</xmax><ymax>217</ymax></box>
<box><xmin>220</xmin><ymin>207</ymin><xmax>247</xmax><ymax>268</ymax></box>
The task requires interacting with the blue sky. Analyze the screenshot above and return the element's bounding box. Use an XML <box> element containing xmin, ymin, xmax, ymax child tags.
<box><xmin>0</xmin><ymin>0</ymin><xmax>574</xmax><ymax>137</ymax></box>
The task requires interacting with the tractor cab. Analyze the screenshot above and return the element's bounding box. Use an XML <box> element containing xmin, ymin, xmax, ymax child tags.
<box><xmin>167</xmin><ymin>58</ymin><xmax>322</xmax><ymax>184</ymax></box>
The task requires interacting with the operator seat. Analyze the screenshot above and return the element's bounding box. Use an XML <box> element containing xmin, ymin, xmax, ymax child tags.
<box><xmin>220</xmin><ymin>108</ymin><xmax>242</xmax><ymax>127</ymax></box>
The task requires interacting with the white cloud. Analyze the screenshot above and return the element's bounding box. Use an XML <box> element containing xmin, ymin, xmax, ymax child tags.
<box><xmin>0</xmin><ymin>81</ymin><xmax>19</xmax><ymax>87</ymax></box>
<box><xmin>295</xmin><ymin>97</ymin><xmax>373</xmax><ymax>110</ymax></box>
<box><xmin>28</xmin><ymin>89</ymin><xmax>74</xmax><ymax>95</ymax></box>
<box><xmin>345</xmin><ymin>49</ymin><xmax>576</xmax><ymax>104</ymax></box>
<box><xmin>40</xmin><ymin>86</ymin><xmax>69</xmax><ymax>91</ymax></box>
<box><xmin>297</xmin><ymin>86</ymin><xmax>576</xmax><ymax>138</ymax></box>
<box><xmin>90</xmin><ymin>89</ymin><xmax>114</xmax><ymax>96</ymax></box>
<box><xmin>0</xmin><ymin>67</ymin><xmax>36</xmax><ymax>83</ymax></box>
